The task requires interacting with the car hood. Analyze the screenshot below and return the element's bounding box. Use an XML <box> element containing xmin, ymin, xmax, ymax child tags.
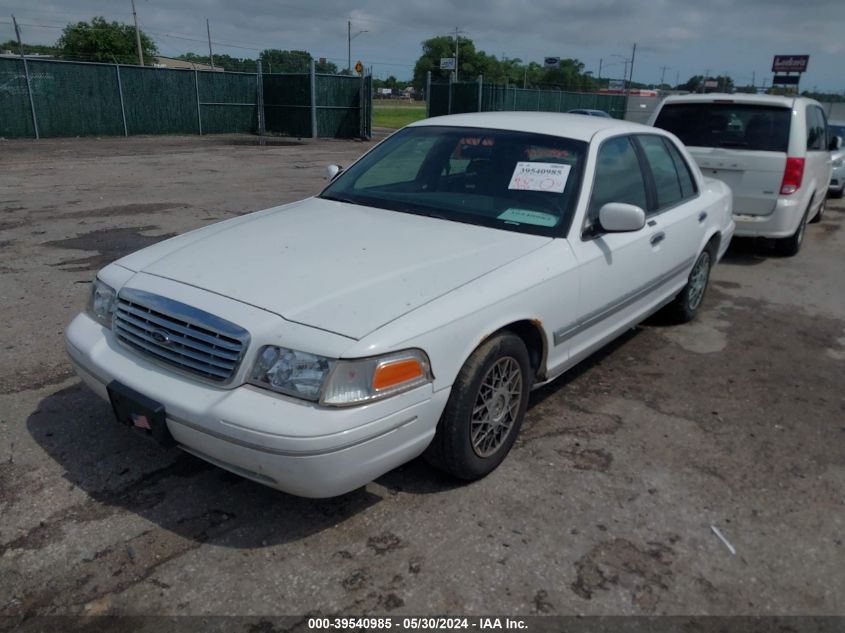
<box><xmin>125</xmin><ymin>198</ymin><xmax>551</xmax><ymax>339</ymax></box>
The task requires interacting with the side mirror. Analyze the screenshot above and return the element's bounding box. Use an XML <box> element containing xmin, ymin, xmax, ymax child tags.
<box><xmin>325</xmin><ymin>164</ymin><xmax>343</xmax><ymax>181</ymax></box>
<box><xmin>829</xmin><ymin>135</ymin><xmax>843</xmax><ymax>151</ymax></box>
<box><xmin>598</xmin><ymin>202</ymin><xmax>646</xmax><ymax>232</ymax></box>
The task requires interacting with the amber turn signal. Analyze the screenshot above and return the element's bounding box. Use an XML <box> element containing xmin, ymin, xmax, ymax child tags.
<box><xmin>372</xmin><ymin>358</ymin><xmax>425</xmax><ymax>391</ymax></box>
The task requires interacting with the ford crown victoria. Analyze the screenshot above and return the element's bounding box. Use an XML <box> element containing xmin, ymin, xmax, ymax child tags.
<box><xmin>65</xmin><ymin>112</ymin><xmax>735</xmax><ymax>497</ymax></box>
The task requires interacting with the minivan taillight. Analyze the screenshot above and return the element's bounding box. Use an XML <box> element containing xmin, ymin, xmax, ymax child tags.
<box><xmin>780</xmin><ymin>157</ymin><xmax>804</xmax><ymax>195</ymax></box>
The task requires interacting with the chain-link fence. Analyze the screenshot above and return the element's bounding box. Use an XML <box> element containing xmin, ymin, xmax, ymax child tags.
<box><xmin>426</xmin><ymin>75</ymin><xmax>627</xmax><ymax>120</ymax></box>
<box><xmin>0</xmin><ymin>56</ymin><xmax>371</xmax><ymax>139</ymax></box>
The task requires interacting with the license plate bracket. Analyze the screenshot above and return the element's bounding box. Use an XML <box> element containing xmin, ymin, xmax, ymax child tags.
<box><xmin>107</xmin><ymin>380</ymin><xmax>175</xmax><ymax>446</ymax></box>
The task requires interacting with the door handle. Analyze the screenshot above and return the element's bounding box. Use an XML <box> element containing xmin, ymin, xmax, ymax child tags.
<box><xmin>650</xmin><ymin>232</ymin><xmax>665</xmax><ymax>246</ymax></box>
<box><xmin>698</xmin><ymin>211</ymin><xmax>708</xmax><ymax>223</ymax></box>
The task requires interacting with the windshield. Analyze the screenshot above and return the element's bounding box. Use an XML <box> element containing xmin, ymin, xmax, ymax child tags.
<box><xmin>654</xmin><ymin>103</ymin><xmax>791</xmax><ymax>152</ymax></box>
<box><xmin>320</xmin><ymin>125</ymin><xmax>587</xmax><ymax>237</ymax></box>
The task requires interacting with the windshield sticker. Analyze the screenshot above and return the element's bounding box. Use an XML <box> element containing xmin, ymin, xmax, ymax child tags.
<box><xmin>497</xmin><ymin>208</ymin><xmax>558</xmax><ymax>227</ymax></box>
<box><xmin>508</xmin><ymin>161</ymin><xmax>571</xmax><ymax>193</ymax></box>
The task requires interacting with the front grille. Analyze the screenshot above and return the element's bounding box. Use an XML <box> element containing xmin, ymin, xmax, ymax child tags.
<box><xmin>113</xmin><ymin>289</ymin><xmax>249</xmax><ymax>383</ymax></box>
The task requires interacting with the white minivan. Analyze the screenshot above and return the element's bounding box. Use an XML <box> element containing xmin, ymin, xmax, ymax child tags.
<box><xmin>649</xmin><ymin>94</ymin><xmax>839</xmax><ymax>255</ymax></box>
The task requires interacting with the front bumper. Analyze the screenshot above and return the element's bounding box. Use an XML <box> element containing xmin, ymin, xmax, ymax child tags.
<box><xmin>65</xmin><ymin>313</ymin><xmax>449</xmax><ymax>497</ymax></box>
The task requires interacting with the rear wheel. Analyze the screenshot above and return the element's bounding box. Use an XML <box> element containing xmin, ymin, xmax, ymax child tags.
<box><xmin>810</xmin><ymin>197</ymin><xmax>825</xmax><ymax>223</ymax></box>
<box><xmin>776</xmin><ymin>204</ymin><xmax>809</xmax><ymax>256</ymax></box>
<box><xmin>425</xmin><ymin>333</ymin><xmax>532</xmax><ymax>481</ymax></box>
<box><xmin>667</xmin><ymin>246</ymin><xmax>714</xmax><ymax>324</ymax></box>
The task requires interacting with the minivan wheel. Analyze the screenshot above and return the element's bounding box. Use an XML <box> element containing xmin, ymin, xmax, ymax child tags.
<box><xmin>667</xmin><ymin>246</ymin><xmax>713</xmax><ymax>323</ymax></box>
<box><xmin>424</xmin><ymin>333</ymin><xmax>532</xmax><ymax>481</ymax></box>
<box><xmin>776</xmin><ymin>205</ymin><xmax>809</xmax><ymax>256</ymax></box>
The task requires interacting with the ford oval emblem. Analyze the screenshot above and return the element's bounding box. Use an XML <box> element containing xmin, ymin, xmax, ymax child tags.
<box><xmin>151</xmin><ymin>329</ymin><xmax>171</xmax><ymax>345</ymax></box>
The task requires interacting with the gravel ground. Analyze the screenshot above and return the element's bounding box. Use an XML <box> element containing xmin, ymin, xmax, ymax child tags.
<box><xmin>1</xmin><ymin>134</ymin><xmax>843</xmax><ymax>624</ymax></box>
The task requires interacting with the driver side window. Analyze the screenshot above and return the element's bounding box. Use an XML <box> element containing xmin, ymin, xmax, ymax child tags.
<box><xmin>587</xmin><ymin>136</ymin><xmax>648</xmax><ymax>228</ymax></box>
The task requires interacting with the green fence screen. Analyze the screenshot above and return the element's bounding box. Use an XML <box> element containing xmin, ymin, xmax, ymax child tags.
<box><xmin>0</xmin><ymin>56</ymin><xmax>370</xmax><ymax>140</ymax></box>
<box><xmin>0</xmin><ymin>57</ymin><xmax>37</xmax><ymax>138</ymax></box>
<box><xmin>429</xmin><ymin>80</ymin><xmax>628</xmax><ymax>120</ymax></box>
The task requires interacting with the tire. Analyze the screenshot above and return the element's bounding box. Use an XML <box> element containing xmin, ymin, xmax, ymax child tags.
<box><xmin>810</xmin><ymin>197</ymin><xmax>825</xmax><ymax>223</ymax></box>
<box><xmin>776</xmin><ymin>204</ymin><xmax>809</xmax><ymax>256</ymax></box>
<box><xmin>424</xmin><ymin>332</ymin><xmax>533</xmax><ymax>481</ymax></box>
<box><xmin>830</xmin><ymin>187</ymin><xmax>844</xmax><ymax>200</ymax></box>
<box><xmin>667</xmin><ymin>245</ymin><xmax>714</xmax><ymax>324</ymax></box>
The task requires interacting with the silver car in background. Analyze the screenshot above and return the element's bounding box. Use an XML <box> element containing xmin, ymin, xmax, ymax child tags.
<box><xmin>829</xmin><ymin>120</ymin><xmax>845</xmax><ymax>198</ymax></box>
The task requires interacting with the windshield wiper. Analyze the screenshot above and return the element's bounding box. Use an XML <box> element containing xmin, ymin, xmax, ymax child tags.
<box><xmin>320</xmin><ymin>193</ymin><xmax>361</xmax><ymax>205</ymax></box>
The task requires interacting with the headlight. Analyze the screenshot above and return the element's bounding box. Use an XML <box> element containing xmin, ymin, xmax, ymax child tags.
<box><xmin>86</xmin><ymin>278</ymin><xmax>117</xmax><ymax>327</ymax></box>
<box><xmin>249</xmin><ymin>347</ymin><xmax>433</xmax><ymax>406</ymax></box>
<box><xmin>249</xmin><ymin>347</ymin><xmax>334</xmax><ymax>401</ymax></box>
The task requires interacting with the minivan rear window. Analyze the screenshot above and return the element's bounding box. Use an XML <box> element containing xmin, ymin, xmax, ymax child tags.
<box><xmin>654</xmin><ymin>103</ymin><xmax>790</xmax><ymax>152</ymax></box>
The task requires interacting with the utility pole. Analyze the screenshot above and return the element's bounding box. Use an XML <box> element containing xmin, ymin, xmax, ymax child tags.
<box><xmin>12</xmin><ymin>14</ymin><xmax>39</xmax><ymax>138</ymax></box>
<box><xmin>206</xmin><ymin>19</ymin><xmax>214</xmax><ymax>69</ymax></box>
<box><xmin>659</xmin><ymin>65</ymin><xmax>669</xmax><ymax>87</ymax></box>
<box><xmin>347</xmin><ymin>21</ymin><xmax>367</xmax><ymax>73</ymax></box>
<box><xmin>625</xmin><ymin>43</ymin><xmax>636</xmax><ymax>98</ymax></box>
<box><xmin>598</xmin><ymin>58</ymin><xmax>603</xmax><ymax>80</ymax></box>
<box><xmin>131</xmin><ymin>0</ymin><xmax>144</xmax><ymax>66</ymax></box>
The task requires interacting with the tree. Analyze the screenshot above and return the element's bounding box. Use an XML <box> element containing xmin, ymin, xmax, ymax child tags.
<box><xmin>678</xmin><ymin>74</ymin><xmax>734</xmax><ymax>93</ymax></box>
<box><xmin>412</xmin><ymin>35</ymin><xmax>599</xmax><ymax>92</ymax></box>
<box><xmin>258</xmin><ymin>49</ymin><xmax>338</xmax><ymax>74</ymax></box>
<box><xmin>178</xmin><ymin>52</ymin><xmax>257</xmax><ymax>73</ymax></box>
<box><xmin>412</xmin><ymin>35</ymin><xmax>490</xmax><ymax>88</ymax></box>
<box><xmin>0</xmin><ymin>40</ymin><xmax>58</xmax><ymax>56</ymax></box>
<box><xmin>57</xmin><ymin>16</ymin><xmax>157</xmax><ymax>64</ymax></box>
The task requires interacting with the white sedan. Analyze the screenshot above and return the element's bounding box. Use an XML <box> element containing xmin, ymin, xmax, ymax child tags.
<box><xmin>65</xmin><ymin>112</ymin><xmax>735</xmax><ymax>497</ymax></box>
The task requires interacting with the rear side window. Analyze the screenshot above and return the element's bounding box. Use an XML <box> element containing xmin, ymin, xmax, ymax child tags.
<box><xmin>637</xmin><ymin>135</ymin><xmax>686</xmax><ymax>209</ymax></box>
<box><xmin>664</xmin><ymin>139</ymin><xmax>698</xmax><ymax>199</ymax></box>
<box><xmin>806</xmin><ymin>106</ymin><xmax>827</xmax><ymax>151</ymax></box>
<box><xmin>654</xmin><ymin>103</ymin><xmax>790</xmax><ymax>152</ymax></box>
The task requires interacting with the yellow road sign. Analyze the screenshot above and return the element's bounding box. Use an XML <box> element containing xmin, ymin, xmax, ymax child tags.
<box><xmin>354</xmin><ymin>60</ymin><xmax>364</xmax><ymax>74</ymax></box>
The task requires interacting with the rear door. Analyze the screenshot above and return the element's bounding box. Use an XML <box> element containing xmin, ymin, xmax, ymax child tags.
<box><xmin>634</xmin><ymin>133</ymin><xmax>705</xmax><ymax>275</ymax></box>
<box><xmin>563</xmin><ymin>135</ymin><xmax>667</xmax><ymax>363</ymax></box>
<box><xmin>653</xmin><ymin>102</ymin><xmax>790</xmax><ymax>216</ymax></box>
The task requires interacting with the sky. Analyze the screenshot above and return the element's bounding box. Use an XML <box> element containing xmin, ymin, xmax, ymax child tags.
<box><xmin>1</xmin><ymin>0</ymin><xmax>843</xmax><ymax>92</ymax></box>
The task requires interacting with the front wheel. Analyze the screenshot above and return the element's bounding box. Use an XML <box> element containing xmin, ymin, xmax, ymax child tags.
<box><xmin>667</xmin><ymin>247</ymin><xmax>713</xmax><ymax>323</ymax></box>
<box><xmin>425</xmin><ymin>333</ymin><xmax>532</xmax><ymax>481</ymax></box>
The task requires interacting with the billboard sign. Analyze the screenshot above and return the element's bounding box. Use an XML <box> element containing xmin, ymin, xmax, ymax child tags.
<box><xmin>773</xmin><ymin>75</ymin><xmax>800</xmax><ymax>85</ymax></box>
<box><xmin>772</xmin><ymin>55</ymin><xmax>809</xmax><ymax>73</ymax></box>
<box><xmin>544</xmin><ymin>57</ymin><xmax>560</xmax><ymax>69</ymax></box>
<box><xmin>608</xmin><ymin>79</ymin><xmax>625</xmax><ymax>90</ymax></box>
<box><xmin>440</xmin><ymin>57</ymin><xmax>456</xmax><ymax>70</ymax></box>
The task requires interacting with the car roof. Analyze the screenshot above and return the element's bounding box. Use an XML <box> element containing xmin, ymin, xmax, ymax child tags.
<box><xmin>657</xmin><ymin>92</ymin><xmax>822</xmax><ymax>109</ymax></box>
<box><xmin>408</xmin><ymin>111</ymin><xmax>646</xmax><ymax>142</ymax></box>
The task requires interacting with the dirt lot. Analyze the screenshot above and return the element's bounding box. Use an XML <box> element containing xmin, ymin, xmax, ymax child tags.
<box><xmin>1</xmin><ymin>134</ymin><xmax>844</xmax><ymax>623</ymax></box>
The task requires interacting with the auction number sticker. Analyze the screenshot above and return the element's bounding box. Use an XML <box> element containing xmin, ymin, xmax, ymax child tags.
<box><xmin>508</xmin><ymin>161</ymin><xmax>571</xmax><ymax>193</ymax></box>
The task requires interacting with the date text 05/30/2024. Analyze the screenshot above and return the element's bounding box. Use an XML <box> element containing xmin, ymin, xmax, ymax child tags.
<box><xmin>307</xmin><ymin>617</ymin><xmax>528</xmax><ymax>630</ymax></box>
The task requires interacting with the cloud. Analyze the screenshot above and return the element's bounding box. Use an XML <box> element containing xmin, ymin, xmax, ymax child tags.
<box><xmin>4</xmin><ymin>0</ymin><xmax>843</xmax><ymax>89</ymax></box>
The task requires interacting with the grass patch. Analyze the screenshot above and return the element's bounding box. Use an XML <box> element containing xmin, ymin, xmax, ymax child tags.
<box><xmin>372</xmin><ymin>104</ymin><xmax>427</xmax><ymax>129</ymax></box>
